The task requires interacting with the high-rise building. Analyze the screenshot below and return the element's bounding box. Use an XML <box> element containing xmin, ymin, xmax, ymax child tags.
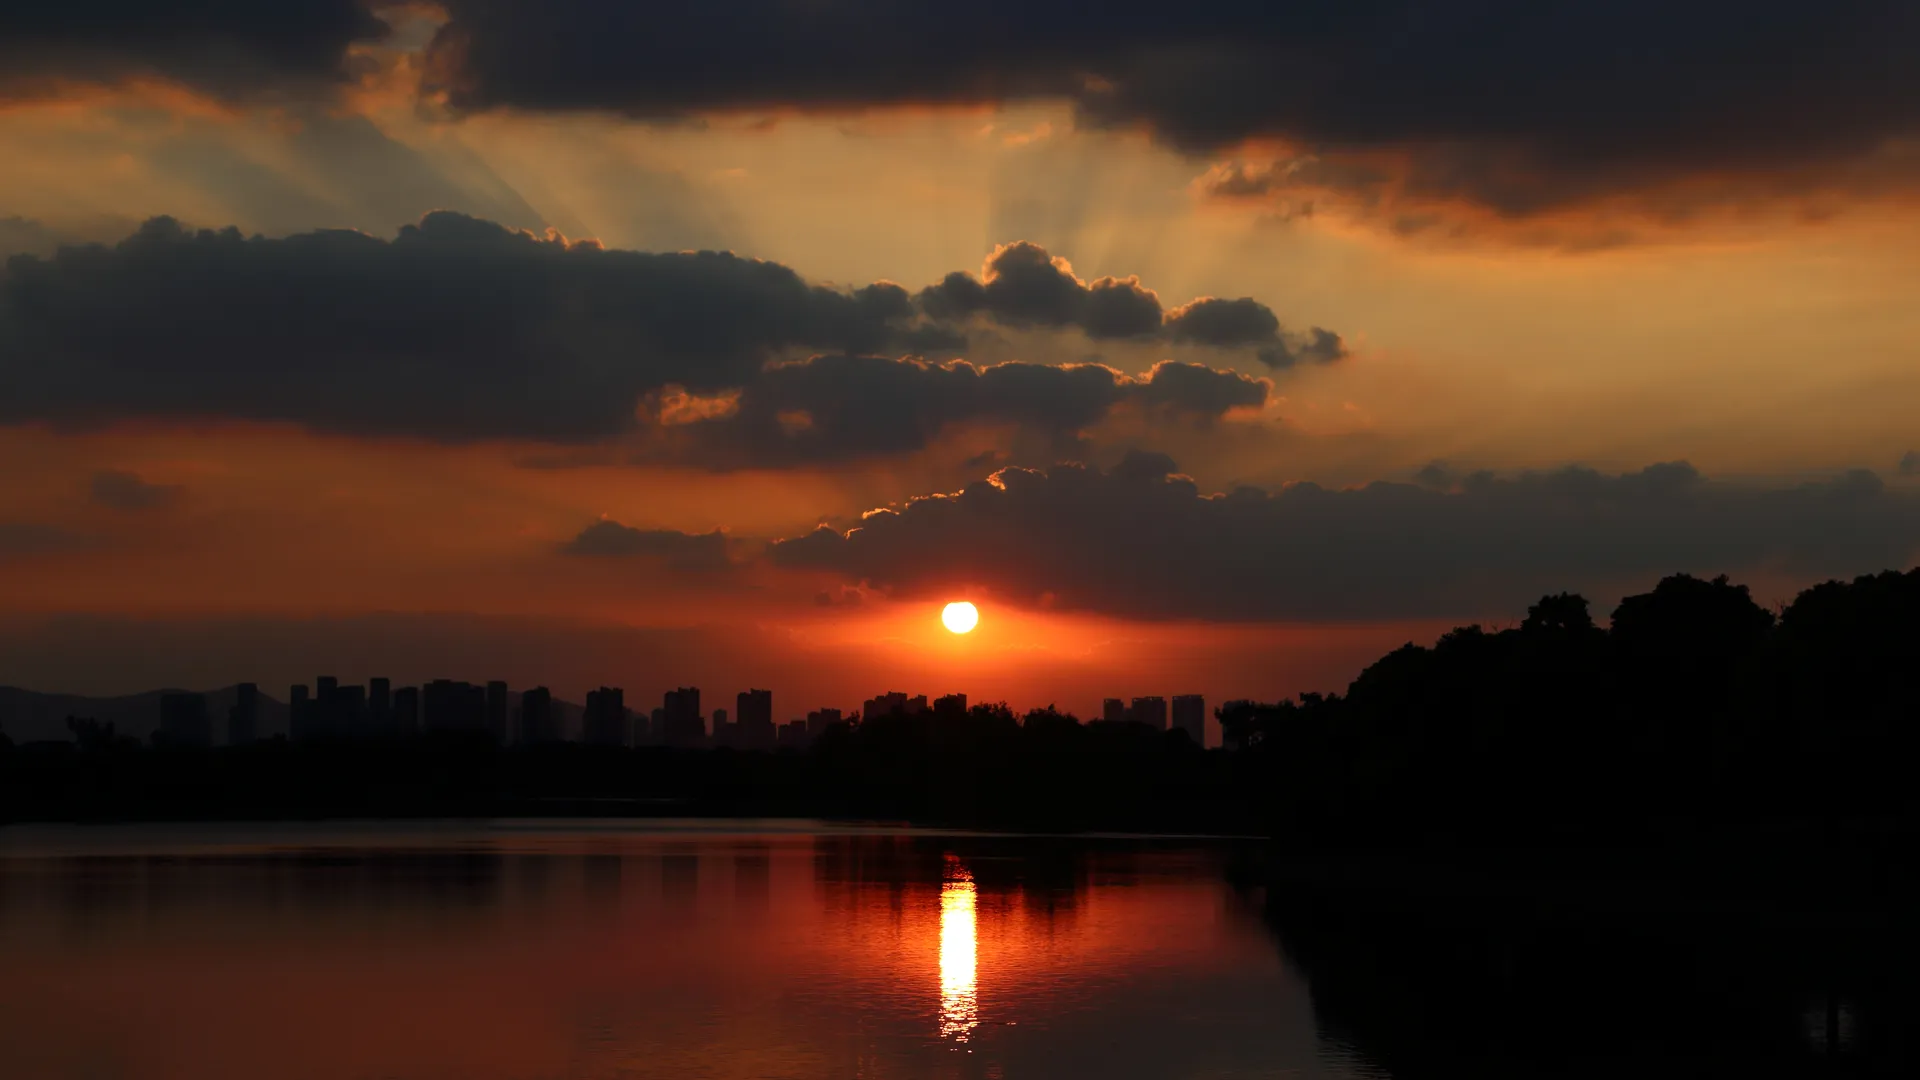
<box><xmin>315</xmin><ymin>676</ymin><xmax>339</xmax><ymax>738</ymax></box>
<box><xmin>158</xmin><ymin>692</ymin><xmax>211</xmax><ymax>747</ymax></box>
<box><xmin>662</xmin><ymin>687</ymin><xmax>703</xmax><ymax>748</ymax></box>
<box><xmin>369</xmin><ymin>677</ymin><xmax>392</xmax><ymax>736</ymax></box>
<box><xmin>736</xmin><ymin>689</ymin><xmax>775</xmax><ymax>751</ymax></box>
<box><xmin>805</xmin><ymin>707</ymin><xmax>843</xmax><ymax>740</ymax></box>
<box><xmin>1102</xmin><ymin>698</ymin><xmax>1127</xmax><ymax>725</ymax></box>
<box><xmin>424</xmin><ymin>679</ymin><xmax>486</xmax><ymax>733</ymax></box>
<box><xmin>934</xmin><ymin>693</ymin><xmax>968</xmax><ymax>719</ymax></box>
<box><xmin>227</xmin><ymin>682</ymin><xmax>258</xmax><ymax>746</ymax></box>
<box><xmin>520</xmin><ymin>686</ymin><xmax>556</xmax><ymax>745</ymax></box>
<box><xmin>1130</xmin><ymin>696</ymin><xmax>1168</xmax><ymax>731</ymax></box>
<box><xmin>486</xmin><ymin>681</ymin><xmax>510</xmax><ymax>744</ymax></box>
<box><xmin>862</xmin><ymin>691</ymin><xmax>927</xmax><ymax>722</ymax></box>
<box><xmin>584</xmin><ymin>687</ymin><xmax>627</xmax><ymax>746</ymax></box>
<box><xmin>334</xmin><ymin>683</ymin><xmax>367</xmax><ymax>738</ymax></box>
<box><xmin>711</xmin><ymin>707</ymin><xmax>735</xmax><ymax>749</ymax></box>
<box><xmin>289</xmin><ymin>684</ymin><xmax>311</xmax><ymax>741</ymax></box>
<box><xmin>393</xmin><ymin>686</ymin><xmax>420</xmax><ymax>739</ymax></box>
<box><xmin>777</xmin><ymin>719</ymin><xmax>810</xmax><ymax>750</ymax></box>
<box><xmin>1172</xmin><ymin>694</ymin><xmax>1206</xmax><ymax>747</ymax></box>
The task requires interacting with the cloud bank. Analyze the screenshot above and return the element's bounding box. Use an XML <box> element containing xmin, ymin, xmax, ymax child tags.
<box><xmin>643</xmin><ymin>356</ymin><xmax>1268</xmax><ymax>469</ymax></box>
<box><xmin>0</xmin><ymin>2</ymin><xmax>389</xmax><ymax>103</ymax></box>
<box><xmin>18</xmin><ymin>4</ymin><xmax>1914</xmax><ymax>222</ymax></box>
<box><xmin>90</xmin><ymin>469</ymin><xmax>183</xmax><ymax>512</ymax></box>
<box><xmin>0</xmin><ymin>214</ymin><xmax>1303</xmax><ymax>454</ymax></box>
<box><xmin>411</xmin><ymin>0</ymin><xmax>1920</xmax><ymax>217</ymax></box>
<box><xmin>773</xmin><ymin>456</ymin><xmax>1920</xmax><ymax>620</ymax></box>
<box><xmin>919</xmin><ymin>242</ymin><xmax>1342</xmax><ymax>368</ymax></box>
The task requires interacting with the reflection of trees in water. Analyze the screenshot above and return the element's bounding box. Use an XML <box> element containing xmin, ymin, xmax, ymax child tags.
<box><xmin>1253</xmin><ymin>876</ymin><xmax>1920</xmax><ymax>1078</ymax></box>
<box><xmin>734</xmin><ymin>844</ymin><xmax>772</xmax><ymax>907</ymax></box>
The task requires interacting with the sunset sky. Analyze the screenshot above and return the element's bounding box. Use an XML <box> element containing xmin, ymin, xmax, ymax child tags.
<box><xmin>3</xmin><ymin>1</ymin><xmax>1919</xmax><ymax>720</ymax></box>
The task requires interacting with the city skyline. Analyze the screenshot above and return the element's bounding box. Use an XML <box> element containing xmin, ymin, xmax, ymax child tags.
<box><xmin>123</xmin><ymin>677</ymin><xmax>1219</xmax><ymax>749</ymax></box>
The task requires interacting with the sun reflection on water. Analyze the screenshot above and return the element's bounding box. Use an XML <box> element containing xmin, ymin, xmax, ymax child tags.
<box><xmin>938</xmin><ymin>856</ymin><xmax>979</xmax><ymax>1043</ymax></box>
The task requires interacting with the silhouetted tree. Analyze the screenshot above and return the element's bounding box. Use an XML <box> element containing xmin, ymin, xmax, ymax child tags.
<box><xmin>67</xmin><ymin>715</ymin><xmax>137</xmax><ymax>753</ymax></box>
<box><xmin>1521</xmin><ymin>591</ymin><xmax>1598</xmax><ymax>635</ymax></box>
<box><xmin>1608</xmin><ymin>574</ymin><xmax>1774</xmax><ymax>810</ymax></box>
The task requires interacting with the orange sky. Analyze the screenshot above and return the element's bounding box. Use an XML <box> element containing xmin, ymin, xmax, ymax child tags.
<box><xmin>3</xmin><ymin>13</ymin><xmax>1919</xmax><ymax>719</ymax></box>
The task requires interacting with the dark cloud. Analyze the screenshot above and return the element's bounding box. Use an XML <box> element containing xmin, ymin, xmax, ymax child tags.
<box><xmin>1259</xmin><ymin>327</ymin><xmax>1350</xmax><ymax>370</ymax></box>
<box><xmin>0</xmin><ymin>216</ymin><xmax>1312</xmax><ymax>447</ymax></box>
<box><xmin>0</xmin><ymin>213</ymin><xmax>927</xmax><ymax>442</ymax></box>
<box><xmin>418</xmin><ymin>1</ymin><xmax>1920</xmax><ymax>216</ymax></box>
<box><xmin>772</xmin><ymin>459</ymin><xmax>1920</xmax><ymax>621</ymax></box>
<box><xmin>918</xmin><ymin>242</ymin><xmax>1164</xmax><ymax>339</ymax></box>
<box><xmin>647</xmin><ymin>356</ymin><xmax>1268</xmax><ymax>468</ymax></box>
<box><xmin>0</xmin><ymin>218</ymin><xmax>66</xmax><ymax>260</ymax></box>
<box><xmin>0</xmin><ymin>522</ymin><xmax>82</xmax><ymax>558</ymax></box>
<box><xmin>1165</xmin><ymin>297</ymin><xmax>1279</xmax><ymax>346</ymax></box>
<box><xmin>561</xmin><ymin>520</ymin><xmax>733</xmax><ymax>572</ymax></box>
<box><xmin>916</xmin><ymin>242</ymin><xmax>1331</xmax><ymax>364</ymax></box>
<box><xmin>1413</xmin><ymin>461</ymin><xmax>1455</xmax><ymax>490</ymax></box>
<box><xmin>0</xmin><ymin>2</ymin><xmax>389</xmax><ymax>103</ymax></box>
<box><xmin>1901</xmin><ymin>451</ymin><xmax>1920</xmax><ymax>476</ymax></box>
<box><xmin>90</xmin><ymin>469</ymin><xmax>183</xmax><ymax>512</ymax></box>
<box><xmin>1164</xmin><ymin>297</ymin><xmax>1345</xmax><ymax>369</ymax></box>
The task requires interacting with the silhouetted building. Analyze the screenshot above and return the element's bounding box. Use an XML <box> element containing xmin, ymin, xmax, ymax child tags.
<box><xmin>805</xmin><ymin>707</ymin><xmax>843</xmax><ymax>740</ymax></box>
<box><xmin>778</xmin><ymin>719</ymin><xmax>810</xmax><ymax>750</ymax></box>
<box><xmin>934</xmin><ymin>693</ymin><xmax>968</xmax><ymax>720</ymax></box>
<box><xmin>1172</xmin><ymin>694</ymin><xmax>1205</xmax><ymax>746</ymax></box>
<box><xmin>736</xmin><ymin>689</ymin><xmax>775</xmax><ymax>750</ymax></box>
<box><xmin>1130</xmin><ymin>696</ymin><xmax>1168</xmax><ymax>731</ymax></box>
<box><xmin>863</xmin><ymin>691</ymin><xmax>927</xmax><ymax>722</ymax></box>
<box><xmin>315</xmin><ymin>675</ymin><xmax>339</xmax><ymax>738</ymax></box>
<box><xmin>486</xmin><ymin>681</ymin><xmax>510</xmax><ymax>744</ymax></box>
<box><xmin>227</xmin><ymin>682</ymin><xmax>258</xmax><ymax>746</ymax></box>
<box><xmin>334</xmin><ymin>683</ymin><xmax>367</xmax><ymax>738</ymax></box>
<box><xmin>520</xmin><ymin>686</ymin><xmax>557</xmax><ymax>745</ymax></box>
<box><xmin>425</xmin><ymin>679</ymin><xmax>486</xmax><ymax>734</ymax></box>
<box><xmin>1102</xmin><ymin>698</ymin><xmax>1127</xmax><ymax>725</ymax></box>
<box><xmin>369</xmin><ymin>677</ymin><xmax>391</xmax><ymax>736</ymax></box>
<box><xmin>640</xmin><ymin>707</ymin><xmax>662</xmax><ymax>746</ymax></box>
<box><xmin>393</xmin><ymin>686</ymin><xmax>419</xmax><ymax>739</ymax></box>
<box><xmin>583</xmin><ymin>687</ymin><xmax>627</xmax><ymax>746</ymax></box>
<box><xmin>662</xmin><ymin>687</ymin><xmax>704</xmax><ymax>748</ymax></box>
<box><xmin>158</xmin><ymin>692</ymin><xmax>211</xmax><ymax>747</ymax></box>
<box><xmin>711</xmin><ymin>707</ymin><xmax>735</xmax><ymax>749</ymax></box>
<box><xmin>289</xmin><ymin>683</ymin><xmax>311</xmax><ymax>741</ymax></box>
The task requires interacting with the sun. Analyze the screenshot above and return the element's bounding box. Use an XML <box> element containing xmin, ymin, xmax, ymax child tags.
<box><xmin>941</xmin><ymin>601</ymin><xmax>979</xmax><ymax>634</ymax></box>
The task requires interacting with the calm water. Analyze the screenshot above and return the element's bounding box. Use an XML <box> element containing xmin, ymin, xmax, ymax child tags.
<box><xmin>0</xmin><ymin>821</ymin><xmax>1373</xmax><ymax>1080</ymax></box>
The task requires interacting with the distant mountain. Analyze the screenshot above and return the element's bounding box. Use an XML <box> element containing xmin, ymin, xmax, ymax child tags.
<box><xmin>0</xmin><ymin>685</ymin><xmax>286</xmax><ymax>744</ymax></box>
<box><xmin>0</xmin><ymin>686</ymin><xmax>583</xmax><ymax>745</ymax></box>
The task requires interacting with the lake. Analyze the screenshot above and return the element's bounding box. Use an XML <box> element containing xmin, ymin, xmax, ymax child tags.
<box><xmin>0</xmin><ymin>821</ymin><xmax>1902</xmax><ymax>1078</ymax></box>
<box><xmin>0</xmin><ymin>821</ymin><xmax>1377</xmax><ymax>1080</ymax></box>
